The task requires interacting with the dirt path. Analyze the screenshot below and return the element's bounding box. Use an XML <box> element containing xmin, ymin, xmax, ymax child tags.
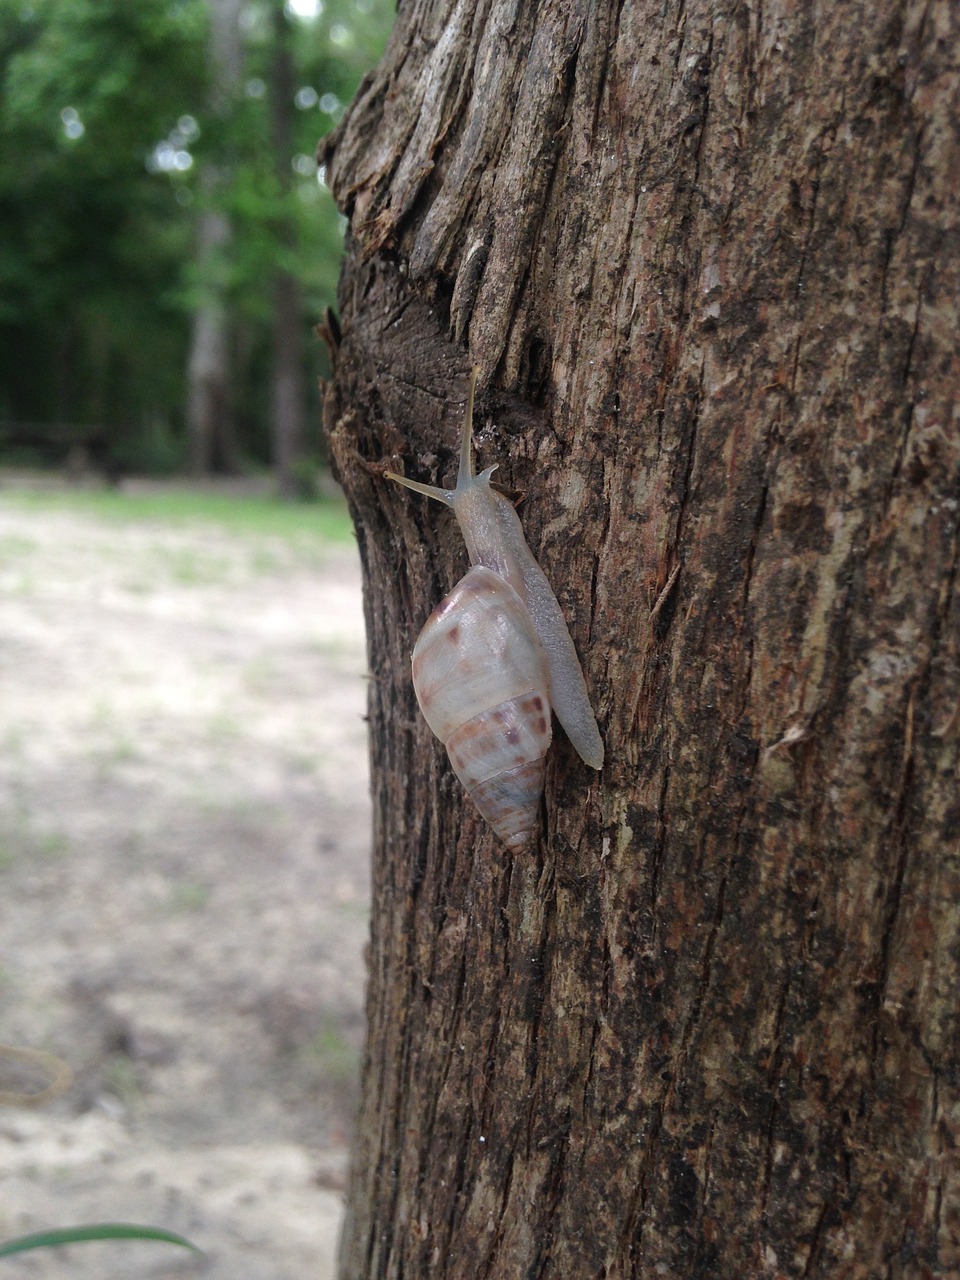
<box><xmin>0</xmin><ymin>483</ymin><xmax>370</xmax><ymax>1277</ymax></box>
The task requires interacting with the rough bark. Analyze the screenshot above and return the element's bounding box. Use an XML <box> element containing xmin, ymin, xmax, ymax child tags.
<box><xmin>319</xmin><ymin>2</ymin><xmax>960</xmax><ymax>1277</ymax></box>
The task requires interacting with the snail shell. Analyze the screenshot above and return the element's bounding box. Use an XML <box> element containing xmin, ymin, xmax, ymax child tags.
<box><xmin>386</xmin><ymin>369</ymin><xmax>603</xmax><ymax>850</ymax></box>
<box><xmin>412</xmin><ymin>565</ymin><xmax>552</xmax><ymax>851</ymax></box>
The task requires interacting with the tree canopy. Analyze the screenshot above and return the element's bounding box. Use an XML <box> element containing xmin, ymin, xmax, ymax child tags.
<box><xmin>0</xmin><ymin>0</ymin><xmax>393</xmax><ymax>474</ymax></box>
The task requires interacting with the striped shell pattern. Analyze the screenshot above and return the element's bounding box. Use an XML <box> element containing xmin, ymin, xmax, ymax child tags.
<box><xmin>411</xmin><ymin>565</ymin><xmax>552</xmax><ymax>850</ymax></box>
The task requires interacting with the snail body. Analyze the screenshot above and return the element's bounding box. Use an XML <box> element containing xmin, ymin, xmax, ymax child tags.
<box><xmin>386</xmin><ymin>369</ymin><xmax>603</xmax><ymax>849</ymax></box>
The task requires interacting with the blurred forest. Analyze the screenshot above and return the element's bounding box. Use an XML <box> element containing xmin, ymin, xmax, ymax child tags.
<box><xmin>0</xmin><ymin>0</ymin><xmax>393</xmax><ymax>492</ymax></box>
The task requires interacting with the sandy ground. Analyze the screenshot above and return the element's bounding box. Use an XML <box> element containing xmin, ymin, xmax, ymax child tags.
<box><xmin>0</xmin><ymin>476</ymin><xmax>371</xmax><ymax>1278</ymax></box>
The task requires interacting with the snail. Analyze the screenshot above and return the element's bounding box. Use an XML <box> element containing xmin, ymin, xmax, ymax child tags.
<box><xmin>385</xmin><ymin>369</ymin><xmax>603</xmax><ymax>850</ymax></box>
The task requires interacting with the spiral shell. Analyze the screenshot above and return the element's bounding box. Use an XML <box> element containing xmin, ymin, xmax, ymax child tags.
<box><xmin>411</xmin><ymin>566</ymin><xmax>552</xmax><ymax>851</ymax></box>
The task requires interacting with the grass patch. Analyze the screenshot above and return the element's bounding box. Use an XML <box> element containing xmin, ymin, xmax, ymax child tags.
<box><xmin>1</xmin><ymin>482</ymin><xmax>355</xmax><ymax>546</ymax></box>
<box><xmin>0</xmin><ymin>532</ymin><xmax>37</xmax><ymax>563</ymax></box>
<box><xmin>0</xmin><ymin>816</ymin><xmax>69</xmax><ymax>868</ymax></box>
<box><xmin>104</xmin><ymin>1055</ymin><xmax>142</xmax><ymax>1110</ymax></box>
<box><xmin>167</xmin><ymin>881</ymin><xmax>210</xmax><ymax>913</ymax></box>
<box><xmin>162</xmin><ymin>546</ymin><xmax>235</xmax><ymax>586</ymax></box>
<box><xmin>294</xmin><ymin>1016</ymin><xmax>359</xmax><ymax>1089</ymax></box>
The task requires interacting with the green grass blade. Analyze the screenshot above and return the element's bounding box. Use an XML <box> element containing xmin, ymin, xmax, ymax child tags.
<box><xmin>0</xmin><ymin>1222</ymin><xmax>202</xmax><ymax>1258</ymax></box>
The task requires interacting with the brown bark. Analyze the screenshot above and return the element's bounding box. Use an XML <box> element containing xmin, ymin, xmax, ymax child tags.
<box><xmin>320</xmin><ymin>2</ymin><xmax>960</xmax><ymax>1277</ymax></box>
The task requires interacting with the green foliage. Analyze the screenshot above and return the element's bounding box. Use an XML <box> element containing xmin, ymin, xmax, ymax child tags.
<box><xmin>0</xmin><ymin>0</ymin><xmax>394</xmax><ymax>472</ymax></box>
<box><xmin>0</xmin><ymin>0</ymin><xmax>207</xmax><ymax>445</ymax></box>
<box><xmin>0</xmin><ymin>1221</ymin><xmax>202</xmax><ymax>1257</ymax></box>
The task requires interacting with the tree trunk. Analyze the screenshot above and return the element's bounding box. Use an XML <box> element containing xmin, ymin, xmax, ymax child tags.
<box><xmin>268</xmin><ymin>1</ymin><xmax>308</xmax><ymax>499</ymax></box>
<box><xmin>185</xmin><ymin>0</ymin><xmax>243</xmax><ymax>475</ymax></box>
<box><xmin>320</xmin><ymin>2</ymin><xmax>960</xmax><ymax>1276</ymax></box>
<box><xmin>186</xmin><ymin>203</ymin><xmax>233</xmax><ymax>473</ymax></box>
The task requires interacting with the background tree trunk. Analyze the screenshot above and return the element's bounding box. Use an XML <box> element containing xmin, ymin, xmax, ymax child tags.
<box><xmin>268</xmin><ymin>0</ymin><xmax>308</xmax><ymax>499</ymax></box>
<box><xmin>186</xmin><ymin>0</ymin><xmax>243</xmax><ymax>475</ymax></box>
<box><xmin>185</xmin><ymin>204</ymin><xmax>234</xmax><ymax>473</ymax></box>
<box><xmin>320</xmin><ymin>2</ymin><xmax>959</xmax><ymax>1276</ymax></box>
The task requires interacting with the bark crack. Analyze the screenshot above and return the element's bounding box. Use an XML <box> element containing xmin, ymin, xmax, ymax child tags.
<box><xmin>649</xmin><ymin>762</ymin><xmax>672</xmax><ymax>925</ymax></box>
<box><xmin>878</xmin><ymin>124</ymin><xmax>924</xmax><ymax>319</ymax></box>
<box><xmin>793</xmin><ymin>124</ymin><xmax>832</xmax><ymax>305</ymax></box>
<box><xmin>619</xmin><ymin>1098</ymin><xmax>665</xmax><ymax>1269</ymax></box>
<box><xmin>801</xmin><ymin>1191</ymin><xmax>837</xmax><ymax>1277</ymax></box>
<box><xmin>757</xmin><ymin>976</ymin><xmax>792</xmax><ymax>1222</ymax></box>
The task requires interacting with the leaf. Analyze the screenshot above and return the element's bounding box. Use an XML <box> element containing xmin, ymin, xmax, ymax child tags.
<box><xmin>0</xmin><ymin>1222</ymin><xmax>203</xmax><ymax>1258</ymax></box>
